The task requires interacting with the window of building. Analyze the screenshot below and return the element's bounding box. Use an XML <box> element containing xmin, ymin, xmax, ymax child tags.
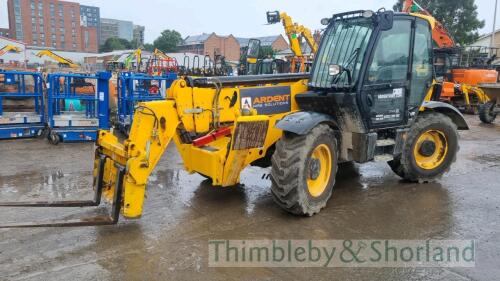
<box><xmin>61</xmin><ymin>35</ymin><xmax>65</xmax><ymax>41</ymax></box>
<box><xmin>33</xmin><ymin>40</ymin><xmax>37</xmax><ymax>45</ymax></box>
<box><xmin>52</xmin><ymin>41</ymin><xmax>57</xmax><ymax>47</ymax></box>
<box><xmin>32</xmin><ymin>24</ymin><xmax>36</xmax><ymax>31</ymax></box>
<box><xmin>51</xmin><ymin>34</ymin><xmax>56</xmax><ymax>40</ymax></box>
<box><xmin>39</xmin><ymin>18</ymin><xmax>44</xmax><ymax>25</ymax></box>
<box><xmin>72</xmin><ymin>43</ymin><xmax>77</xmax><ymax>49</ymax></box>
<box><xmin>71</xmin><ymin>21</ymin><xmax>76</xmax><ymax>28</ymax></box>
<box><xmin>51</xmin><ymin>19</ymin><xmax>55</xmax><ymax>26</ymax></box>
<box><xmin>32</xmin><ymin>18</ymin><xmax>36</xmax><ymax>24</ymax></box>
<box><xmin>61</xmin><ymin>42</ymin><xmax>65</xmax><ymax>49</ymax></box>
<box><xmin>30</xmin><ymin>1</ymin><xmax>35</xmax><ymax>10</ymax></box>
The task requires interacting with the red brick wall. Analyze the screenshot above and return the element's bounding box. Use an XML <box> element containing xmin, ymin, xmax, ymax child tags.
<box><xmin>80</xmin><ymin>26</ymin><xmax>97</xmax><ymax>52</ymax></box>
<box><xmin>271</xmin><ymin>35</ymin><xmax>289</xmax><ymax>51</ymax></box>
<box><xmin>204</xmin><ymin>34</ymin><xmax>241</xmax><ymax>61</ymax></box>
<box><xmin>7</xmin><ymin>0</ymin><xmax>96</xmax><ymax>52</ymax></box>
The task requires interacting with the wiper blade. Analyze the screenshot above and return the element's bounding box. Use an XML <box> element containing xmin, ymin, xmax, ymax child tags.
<box><xmin>332</xmin><ymin>47</ymin><xmax>361</xmax><ymax>85</ymax></box>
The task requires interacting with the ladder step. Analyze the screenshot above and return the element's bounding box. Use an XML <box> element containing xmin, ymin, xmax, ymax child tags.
<box><xmin>374</xmin><ymin>154</ymin><xmax>393</xmax><ymax>162</ymax></box>
<box><xmin>376</xmin><ymin>139</ymin><xmax>395</xmax><ymax>146</ymax></box>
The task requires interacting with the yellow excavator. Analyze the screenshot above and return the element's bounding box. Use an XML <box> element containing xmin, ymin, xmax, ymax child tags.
<box><xmin>266</xmin><ymin>10</ymin><xmax>318</xmax><ymax>72</ymax></box>
<box><xmin>35</xmin><ymin>50</ymin><xmax>80</xmax><ymax>68</ymax></box>
<box><xmin>0</xmin><ymin>44</ymin><xmax>22</xmax><ymax>57</ymax></box>
<box><xmin>1</xmin><ymin>9</ymin><xmax>470</xmax><ymax>227</ymax></box>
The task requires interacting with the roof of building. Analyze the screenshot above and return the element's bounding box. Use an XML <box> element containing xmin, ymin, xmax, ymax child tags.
<box><xmin>182</xmin><ymin>33</ymin><xmax>214</xmax><ymax>45</ymax></box>
<box><xmin>477</xmin><ymin>28</ymin><xmax>500</xmax><ymax>40</ymax></box>
<box><xmin>236</xmin><ymin>35</ymin><xmax>284</xmax><ymax>47</ymax></box>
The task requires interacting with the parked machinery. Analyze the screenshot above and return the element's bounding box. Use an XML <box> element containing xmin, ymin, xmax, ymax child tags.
<box><xmin>0</xmin><ymin>70</ymin><xmax>45</xmax><ymax>139</ymax></box>
<box><xmin>0</xmin><ymin>9</ymin><xmax>469</xmax><ymax>227</ymax></box>
<box><xmin>266</xmin><ymin>10</ymin><xmax>318</xmax><ymax>73</ymax></box>
<box><xmin>46</xmin><ymin>72</ymin><xmax>111</xmax><ymax>144</ymax></box>
<box><xmin>404</xmin><ymin>0</ymin><xmax>499</xmax><ymax>113</ymax></box>
<box><xmin>116</xmin><ymin>72</ymin><xmax>177</xmax><ymax>133</ymax></box>
<box><xmin>0</xmin><ymin>45</ymin><xmax>22</xmax><ymax>57</ymax></box>
<box><xmin>35</xmin><ymin>50</ymin><xmax>80</xmax><ymax>69</ymax></box>
<box><xmin>478</xmin><ymin>84</ymin><xmax>500</xmax><ymax>124</ymax></box>
<box><xmin>146</xmin><ymin>49</ymin><xmax>179</xmax><ymax>76</ymax></box>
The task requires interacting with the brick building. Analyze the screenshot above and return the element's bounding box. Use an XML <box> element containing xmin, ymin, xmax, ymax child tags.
<box><xmin>236</xmin><ymin>35</ymin><xmax>289</xmax><ymax>52</ymax></box>
<box><xmin>178</xmin><ymin>33</ymin><xmax>241</xmax><ymax>62</ymax></box>
<box><xmin>179</xmin><ymin>33</ymin><xmax>290</xmax><ymax>62</ymax></box>
<box><xmin>7</xmin><ymin>0</ymin><xmax>98</xmax><ymax>52</ymax></box>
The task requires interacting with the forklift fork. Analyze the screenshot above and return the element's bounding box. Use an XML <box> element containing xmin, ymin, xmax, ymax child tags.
<box><xmin>0</xmin><ymin>155</ymin><xmax>124</xmax><ymax>228</ymax></box>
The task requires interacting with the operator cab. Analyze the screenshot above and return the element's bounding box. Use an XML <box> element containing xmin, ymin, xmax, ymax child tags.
<box><xmin>296</xmin><ymin>10</ymin><xmax>433</xmax><ymax>131</ymax></box>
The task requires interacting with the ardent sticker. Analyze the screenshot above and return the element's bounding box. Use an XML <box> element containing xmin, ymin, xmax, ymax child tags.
<box><xmin>240</xmin><ymin>86</ymin><xmax>291</xmax><ymax>115</ymax></box>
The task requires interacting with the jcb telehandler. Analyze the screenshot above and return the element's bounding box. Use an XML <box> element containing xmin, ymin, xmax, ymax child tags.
<box><xmin>1</xmin><ymin>9</ymin><xmax>469</xmax><ymax>227</ymax></box>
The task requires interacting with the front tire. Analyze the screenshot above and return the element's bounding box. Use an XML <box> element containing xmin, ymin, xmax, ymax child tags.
<box><xmin>479</xmin><ymin>101</ymin><xmax>497</xmax><ymax>124</ymax></box>
<box><xmin>270</xmin><ymin>124</ymin><xmax>338</xmax><ymax>216</ymax></box>
<box><xmin>388</xmin><ymin>112</ymin><xmax>459</xmax><ymax>182</ymax></box>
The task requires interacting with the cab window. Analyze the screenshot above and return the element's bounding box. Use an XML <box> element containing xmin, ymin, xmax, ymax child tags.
<box><xmin>365</xmin><ymin>20</ymin><xmax>412</xmax><ymax>84</ymax></box>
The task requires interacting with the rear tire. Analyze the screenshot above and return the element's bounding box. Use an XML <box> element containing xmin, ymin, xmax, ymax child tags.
<box><xmin>270</xmin><ymin>124</ymin><xmax>338</xmax><ymax>216</ymax></box>
<box><xmin>479</xmin><ymin>101</ymin><xmax>497</xmax><ymax>124</ymax></box>
<box><xmin>388</xmin><ymin>112</ymin><xmax>458</xmax><ymax>182</ymax></box>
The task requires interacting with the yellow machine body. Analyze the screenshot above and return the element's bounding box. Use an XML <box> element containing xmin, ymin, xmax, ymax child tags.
<box><xmin>96</xmin><ymin>77</ymin><xmax>308</xmax><ymax>218</ymax></box>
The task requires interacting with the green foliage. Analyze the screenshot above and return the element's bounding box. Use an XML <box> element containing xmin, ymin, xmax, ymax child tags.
<box><xmin>153</xmin><ymin>30</ymin><xmax>183</xmax><ymax>52</ymax></box>
<box><xmin>143</xmin><ymin>43</ymin><xmax>155</xmax><ymax>52</ymax></box>
<box><xmin>259</xmin><ymin>46</ymin><xmax>275</xmax><ymax>59</ymax></box>
<box><xmin>99</xmin><ymin>37</ymin><xmax>133</xmax><ymax>52</ymax></box>
<box><xmin>393</xmin><ymin>0</ymin><xmax>485</xmax><ymax>45</ymax></box>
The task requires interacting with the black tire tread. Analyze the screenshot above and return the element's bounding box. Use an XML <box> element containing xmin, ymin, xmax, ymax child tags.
<box><xmin>270</xmin><ymin>124</ymin><xmax>337</xmax><ymax>216</ymax></box>
<box><xmin>388</xmin><ymin>112</ymin><xmax>459</xmax><ymax>183</ymax></box>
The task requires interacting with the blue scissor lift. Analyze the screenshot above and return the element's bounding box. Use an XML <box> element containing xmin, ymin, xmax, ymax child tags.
<box><xmin>116</xmin><ymin>72</ymin><xmax>177</xmax><ymax>133</ymax></box>
<box><xmin>0</xmin><ymin>70</ymin><xmax>45</xmax><ymax>139</ymax></box>
<box><xmin>46</xmin><ymin>72</ymin><xmax>111</xmax><ymax>144</ymax></box>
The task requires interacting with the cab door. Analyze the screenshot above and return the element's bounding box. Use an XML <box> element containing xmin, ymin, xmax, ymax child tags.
<box><xmin>360</xmin><ymin>19</ymin><xmax>413</xmax><ymax>128</ymax></box>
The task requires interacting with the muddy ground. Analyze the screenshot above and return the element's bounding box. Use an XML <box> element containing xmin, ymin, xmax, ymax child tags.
<box><xmin>0</xmin><ymin>115</ymin><xmax>499</xmax><ymax>281</ymax></box>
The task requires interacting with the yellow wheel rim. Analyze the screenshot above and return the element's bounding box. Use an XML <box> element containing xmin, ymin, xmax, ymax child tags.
<box><xmin>307</xmin><ymin>144</ymin><xmax>332</xmax><ymax>197</ymax></box>
<box><xmin>413</xmin><ymin>130</ymin><xmax>448</xmax><ymax>170</ymax></box>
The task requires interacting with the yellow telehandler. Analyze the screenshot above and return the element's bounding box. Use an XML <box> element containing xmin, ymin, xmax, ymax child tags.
<box><xmin>1</xmin><ymin>9</ymin><xmax>469</xmax><ymax>227</ymax></box>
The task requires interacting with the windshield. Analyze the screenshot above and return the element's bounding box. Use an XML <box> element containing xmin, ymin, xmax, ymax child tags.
<box><xmin>247</xmin><ymin>39</ymin><xmax>261</xmax><ymax>59</ymax></box>
<box><xmin>310</xmin><ymin>17</ymin><xmax>373</xmax><ymax>89</ymax></box>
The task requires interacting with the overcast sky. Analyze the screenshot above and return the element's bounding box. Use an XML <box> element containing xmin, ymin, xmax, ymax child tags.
<box><xmin>0</xmin><ymin>0</ymin><xmax>497</xmax><ymax>43</ymax></box>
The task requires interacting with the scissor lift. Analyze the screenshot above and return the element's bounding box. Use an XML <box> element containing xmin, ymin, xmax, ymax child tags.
<box><xmin>116</xmin><ymin>72</ymin><xmax>177</xmax><ymax>133</ymax></box>
<box><xmin>46</xmin><ymin>72</ymin><xmax>111</xmax><ymax>144</ymax></box>
<box><xmin>0</xmin><ymin>70</ymin><xmax>45</xmax><ymax>139</ymax></box>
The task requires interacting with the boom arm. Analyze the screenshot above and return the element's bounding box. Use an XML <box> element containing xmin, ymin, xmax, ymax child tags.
<box><xmin>0</xmin><ymin>45</ymin><xmax>22</xmax><ymax>56</ymax></box>
<box><xmin>36</xmin><ymin>50</ymin><xmax>79</xmax><ymax>68</ymax></box>
<box><xmin>403</xmin><ymin>0</ymin><xmax>455</xmax><ymax>48</ymax></box>
<box><xmin>267</xmin><ymin>11</ymin><xmax>318</xmax><ymax>57</ymax></box>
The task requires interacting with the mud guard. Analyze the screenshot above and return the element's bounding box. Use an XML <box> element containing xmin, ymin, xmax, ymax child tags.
<box><xmin>275</xmin><ymin>111</ymin><xmax>337</xmax><ymax>135</ymax></box>
<box><xmin>421</xmin><ymin>101</ymin><xmax>469</xmax><ymax>130</ymax></box>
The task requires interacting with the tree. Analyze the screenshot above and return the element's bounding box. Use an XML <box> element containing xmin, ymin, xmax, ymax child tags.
<box><xmin>259</xmin><ymin>46</ymin><xmax>275</xmax><ymax>59</ymax></box>
<box><xmin>143</xmin><ymin>43</ymin><xmax>155</xmax><ymax>52</ymax></box>
<box><xmin>393</xmin><ymin>0</ymin><xmax>485</xmax><ymax>45</ymax></box>
<box><xmin>99</xmin><ymin>37</ymin><xmax>133</xmax><ymax>52</ymax></box>
<box><xmin>153</xmin><ymin>30</ymin><xmax>183</xmax><ymax>52</ymax></box>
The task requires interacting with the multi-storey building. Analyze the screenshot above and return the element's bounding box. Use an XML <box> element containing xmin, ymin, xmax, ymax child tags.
<box><xmin>80</xmin><ymin>5</ymin><xmax>100</xmax><ymax>42</ymax></box>
<box><xmin>7</xmin><ymin>0</ymin><xmax>98</xmax><ymax>52</ymax></box>
<box><xmin>133</xmin><ymin>25</ymin><xmax>144</xmax><ymax>46</ymax></box>
<box><xmin>99</xmin><ymin>18</ymin><xmax>133</xmax><ymax>45</ymax></box>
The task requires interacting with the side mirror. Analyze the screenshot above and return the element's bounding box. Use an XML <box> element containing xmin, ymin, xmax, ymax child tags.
<box><xmin>377</xmin><ymin>11</ymin><xmax>394</xmax><ymax>31</ymax></box>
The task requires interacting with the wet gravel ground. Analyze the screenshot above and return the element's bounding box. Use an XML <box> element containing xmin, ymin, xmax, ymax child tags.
<box><xmin>0</xmin><ymin>115</ymin><xmax>499</xmax><ymax>281</ymax></box>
